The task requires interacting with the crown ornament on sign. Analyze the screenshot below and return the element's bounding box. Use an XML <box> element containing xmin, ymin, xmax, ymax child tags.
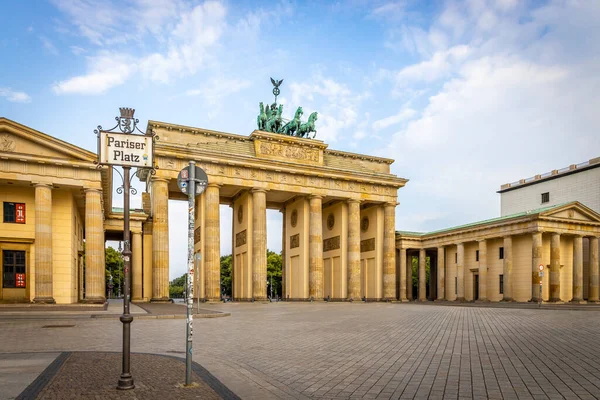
<box><xmin>119</xmin><ymin>108</ymin><xmax>135</xmax><ymax>119</ymax></box>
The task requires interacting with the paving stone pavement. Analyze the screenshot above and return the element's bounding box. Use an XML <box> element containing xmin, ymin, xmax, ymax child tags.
<box><xmin>1</xmin><ymin>303</ymin><xmax>600</xmax><ymax>400</ymax></box>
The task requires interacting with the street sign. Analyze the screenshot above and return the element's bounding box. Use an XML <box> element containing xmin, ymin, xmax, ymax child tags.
<box><xmin>539</xmin><ymin>264</ymin><xmax>544</xmax><ymax>271</ymax></box>
<box><xmin>539</xmin><ymin>271</ymin><xmax>544</xmax><ymax>277</ymax></box>
<box><xmin>177</xmin><ymin>166</ymin><xmax>208</xmax><ymax>195</ymax></box>
<box><xmin>99</xmin><ymin>130</ymin><xmax>153</xmax><ymax>168</ymax></box>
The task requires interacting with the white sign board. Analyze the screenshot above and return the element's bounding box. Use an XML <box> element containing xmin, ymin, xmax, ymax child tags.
<box><xmin>99</xmin><ymin>131</ymin><xmax>153</xmax><ymax>168</ymax></box>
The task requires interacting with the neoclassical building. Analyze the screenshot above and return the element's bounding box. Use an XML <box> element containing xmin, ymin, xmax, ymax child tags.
<box><xmin>396</xmin><ymin>202</ymin><xmax>600</xmax><ymax>303</ymax></box>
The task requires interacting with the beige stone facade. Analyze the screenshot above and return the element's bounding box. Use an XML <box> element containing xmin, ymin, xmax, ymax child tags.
<box><xmin>396</xmin><ymin>202</ymin><xmax>600</xmax><ymax>302</ymax></box>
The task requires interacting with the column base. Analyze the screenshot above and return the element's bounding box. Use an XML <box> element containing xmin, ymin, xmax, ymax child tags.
<box><xmin>33</xmin><ymin>297</ymin><xmax>56</xmax><ymax>304</ymax></box>
<box><xmin>434</xmin><ymin>298</ymin><xmax>446</xmax><ymax>302</ymax></box>
<box><xmin>81</xmin><ymin>297</ymin><xmax>106</xmax><ymax>304</ymax></box>
<box><xmin>569</xmin><ymin>299</ymin><xmax>587</xmax><ymax>304</ymax></box>
<box><xmin>398</xmin><ymin>298</ymin><xmax>410</xmax><ymax>302</ymax></box>
<box><xmin>455</xmin><ymin>297</ymin><xmax>466</xmax><ymax>302</ymax></box>
<box><xmin>475</xmin><ymin>298</ymin><xmax>489</xmax><ymax>303</ymax></box>
<box><xmin>500</xmin><ymin>297</ymin><xmax>514</xmax><ymax>302</ymax></box>
<box><xmin>548</xmin><ymin>298</ymin><xmax>564</xmax><ymax>303</ymax></box>
<box><xmin>131</xmin><ymin>297</ymin><xmax>143</xmax><ymax>302</ymax></box>
<box><xmin>150</xmin><ymin>297</ymin><xmax>172</xmax><ymax>303</ymax></box>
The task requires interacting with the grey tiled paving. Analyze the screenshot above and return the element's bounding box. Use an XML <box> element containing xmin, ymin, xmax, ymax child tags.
<box><xmin>1</xmin><ymin>303</ymin><xmax>600</xmax><ymax>399</ymax></box>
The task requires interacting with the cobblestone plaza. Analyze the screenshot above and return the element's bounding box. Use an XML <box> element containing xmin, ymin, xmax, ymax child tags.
<box><xmin>2</xmin><ymin>303</ymin><xmax>600</xmax><ymax>399</ymax></box>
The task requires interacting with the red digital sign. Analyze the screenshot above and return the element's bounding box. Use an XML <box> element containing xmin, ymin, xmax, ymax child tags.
<box><xmin>15</xmin><ymin>203</ymin><xmax>25</xmax><ymax>224</ymax></box>
<box><xmin>16</xmin><ymin>273</ymin><xmax>26</xmax><ymax>288</ymax></box>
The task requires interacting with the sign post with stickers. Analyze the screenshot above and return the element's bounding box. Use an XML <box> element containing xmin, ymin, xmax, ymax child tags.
<box><xmin>177</xmin><ymin>162</ymin><xmax>208</xmax><ymax>386</ymax></box>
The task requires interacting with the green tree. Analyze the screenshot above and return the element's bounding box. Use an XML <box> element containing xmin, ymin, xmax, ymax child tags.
<box><xmin>267</xmin><ymin>250</ymin><xmax>282</xmax><ymax>298</ymax></box>
<box><xmin>220</xmin><ymin>255</ymin><xmax>232</xmax><ymax>297</ymax></box>
<box><xmin>105</xmin><ymin>247</ymin><xmax>124</xmax><ymax>298</ymax></box>
<box><xmin>411</xmin><ymin>255</ymin><xmax>431</xmax><ymax>299</ymax></box>
<box><xmin>169</xmin><ymin>273</ymin><xmax>187</xmax><ymax>298</ymax></box>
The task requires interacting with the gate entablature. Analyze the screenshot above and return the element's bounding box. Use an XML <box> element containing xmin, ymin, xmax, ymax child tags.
<box><xmin>140</xmin><ymin>121</ymin><xmax>407</xmax><ymax>204</ymax></box>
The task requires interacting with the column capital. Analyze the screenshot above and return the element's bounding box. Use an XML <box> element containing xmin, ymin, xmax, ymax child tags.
<box><xmin>309</xmin><ymin>194</ymin><xmax>323</xmax><ymax>200</ymax></box>
<box><xmin>384</xmin><ymin>201</ymin><xmax>399</xmax><ymax>207</ymax></box>
<box><xmin>84</xmin><ymin>187</ymin><xmax>102</xmax><ymax>194</ymax></box>
<box><xmin>151</xmin><ymin>176</ymin><xmax>169</xmax><ymax>184</ymax></box>
<box><xmin>33</xmin><ymin>182</ymin><xmax>53</xmax><ymax>189</ymax></box>
<box><xmin>347</xmin><ymin>198</ymin><xmax>362</xmax><ymax>204</ymax></box>
<box><xmin>207</xmin><ymin>182</ymin><xmax>222</xmax><ymax>188</ymax></box>
<box><xmin>477</xmin><ymin>239</ymin><xmax>487</xmax><ymax>243</ymax></box>
<box><xmin>251</xmin><ymin>187</ymin><xmax>268</xmax><ymax>194</ymax></box>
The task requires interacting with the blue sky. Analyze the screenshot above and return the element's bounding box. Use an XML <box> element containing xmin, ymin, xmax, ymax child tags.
<box><xmin>2</xmin><ymin>0</ymin><xmax>600</xmax><ymax>279</ymax></box>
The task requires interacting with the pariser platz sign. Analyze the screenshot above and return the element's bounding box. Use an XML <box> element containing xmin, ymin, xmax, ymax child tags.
<box><xmin>99</xmin><ymin>130</ymin><xmax>153</xmax><ymax>167</ymax></box>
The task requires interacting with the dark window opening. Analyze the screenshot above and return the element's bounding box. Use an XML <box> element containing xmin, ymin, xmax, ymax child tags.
<box><xmin>455</xmin><ymin>277</ymin><xmax>457</xmax><ymax>295</ymax></box>
<box><xmin>541</xmin><ymin>192</ymin><xmax>550</xmax><ymax>204</ymax></box>
<box><xmin>499</xmin><ymin>247</ymin><xmax>504</xmax><ymax>260</ymax></box>
<box><xmin>455</xmin><ymin>253</ymin><xmax>457</xmax><ymax>263</ymax></box>
<box><xmin>3</xmin><ymin>202</ymin><xmax>25</xmax><ymax>224</ymax></box>
<box><xmin>476</xmin><ymin>250</ymin><xmax>479</xmax><ymax>261</ymax></box>
<box><xmin>3</xmin><ymin>250</ymin><xmax>26</xmax><ymax>288</ymax></box>
<box><xmin>499</xmin><ymin>274</ymin><xmax>504</xmax><ymax>294</ymax></box>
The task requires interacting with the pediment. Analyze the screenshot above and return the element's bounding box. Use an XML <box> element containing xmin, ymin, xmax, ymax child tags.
<box><xmin>0</xmin><ymin>118</ymin><xmax>96</xmax><ymax>163</ymax></box>
<box><xmin>540</xmin><ymin>202</ymin><xmax>600</xmax><ymax>223</ymax></box>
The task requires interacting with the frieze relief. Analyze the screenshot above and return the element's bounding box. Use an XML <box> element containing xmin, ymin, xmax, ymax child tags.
<box><xmin>0</xmin><ymin>134</ymin><xmax>16</xmax><ymax>152</ymax></box>
<box><xmin>323</xmin><ymin>236</ymin><xmax>340</xmax><ymax>252</ymax></box>
<box><xmin>290</xmin><ymin>233</ymin><xmax>300</xmax><ymax>249</ymax></box>
<box><xmin>235</xmin><ymin>229</ymin><xmax>247</xmax><ymax>247</ymax></box>
<box><xmin>258</xmin><ymin>142</ymin><xmax>319</xmax><ymax>162</ymax></box>
<box><xmin>360</xmin><ymin>238</ymin><xmax>375</xmax><ymax>252</ymax></box>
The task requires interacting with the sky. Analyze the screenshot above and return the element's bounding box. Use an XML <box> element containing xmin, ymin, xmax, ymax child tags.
<box><xmin>1</xmin><ymin>0</ymin><xmax>599</xmax><ymax>280</ymax></box>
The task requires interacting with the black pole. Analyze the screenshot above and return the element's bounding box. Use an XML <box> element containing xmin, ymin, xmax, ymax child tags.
<box><xmin>117</xmin><ymin>166</ymin><xmax>135</xmax><ymax>390</ymax></box>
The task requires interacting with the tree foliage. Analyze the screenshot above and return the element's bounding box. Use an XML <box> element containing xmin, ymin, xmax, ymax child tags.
<box><xmin>105</xmin><ymin>246</ymin><xmax>123</xmax><ymax>297</ymax></box>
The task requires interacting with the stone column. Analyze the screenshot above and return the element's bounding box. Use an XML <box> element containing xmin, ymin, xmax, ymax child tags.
<box><xmin>550</xmin><ymin>233</ymin><xmax>561</xmax><ymax>302</ymax></box>
<box><xmin>589</xmin><ymin>237</ymin><xmax>599</xmax><ymax>302</ymax></box>
<box><xmin>502</xmin><ymin>236</ymin><xmax>513</xmax><ymax>301</ymax></box>
<box><xmin>230</xmin><ymin>204</ymin><xmax>235</xmax><ymax>299</ymax></box>
<box><xmin>309</xmin><ymin>195</ymin><xmax>323</xmax><ymax>300</ymax></box>
<box><xmin>347</xmin><ymin>200</ymin><xmax>361</xmax><ymax>300</ymax></box>
<box><xmin>383</xmin><ymin>203</ymin><xmax>396</xmax><ymax>300</ymax></box>
<box><xmin>205</xmin><ymin>183</ymin><xmax>221</xmax><ymax>301</ymax></box>
<box><xmin>418</xmin><ymin>249</ymin><xmax>426</xmax><ymax>301</ymax></box>
<box><xmin>456</xmin><ymin>243</ymin><xmax>465</xmax><ymax>301</ymax></box>
<box><xmin>151</xmin><ymin>178</ymin><xmax>170</xmax><ymax>301</ymax></box>
<box><xmin>252</xmin><ymin>189</ymin><xmax>267</xmax><ymax>300</ymax></box>
<box><xmin>478</xmin><ymin>240</ymin><xmax>488</xmax><ymax>301</ymax></box>
<box><xmin>531</xmin><ymin>232</ymin><xmax>543</xmax><ymax>301</ymax></box>
<box><xmin>436</xmin><ymin>247</ymin><xmax>445</xmax><ymax>300</ymax></box>
<box><xmin>281</xmin><ymin>207</ymin><xmax>286</xmax><ymax>299</ymax></box>
<box><xmin>83</xmin><ymin>188</ymin><xmax>105</xmax><ymax>303</ymax></box>
<box><xmin>572</xmin><ymin>235</ymin><xmax>584</xmax><ymax>302</ymax></box>
<box><xmin>407</xmin><ymin>254</ymin><xmax>413</xmax><ymax>300</ymax></box>
<box><xmin>33</xmin><ymin>183</ymin><xmax>55</xmax><ymax>303</ymax></box>
<box><xmin>132</xmin><ymin>232</ymin><xmax>143</xmax><ymax>301</ymax></box>
<box><xmin>399</xmin><ymin>248</ymin><xmax>408</xmax><ymax>301</ymax></box>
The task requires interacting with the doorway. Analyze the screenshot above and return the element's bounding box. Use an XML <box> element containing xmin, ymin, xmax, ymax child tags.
<box><xmin>473</xmin><ymin>273</ymin><xmax>479</xmax><ymax>301</ymax></box>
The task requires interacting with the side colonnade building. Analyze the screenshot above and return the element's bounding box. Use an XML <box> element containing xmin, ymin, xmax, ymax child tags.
<box><xmin>396</xmin><ymin>202</ymin><xmax>600</xmax><ymax>303</ymax></box>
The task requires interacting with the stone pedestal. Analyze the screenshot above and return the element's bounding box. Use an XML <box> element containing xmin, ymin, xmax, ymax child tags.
<box><xmin>33</xmin><ymin>183</ymin><xmax>55</xmax><ymax>304</ymax></box>
<box><xmin>205</xmin><ymin>184</ymin><xmax>221</xmax><ymax>301</ymax></box>
<box><xmin>347</xmin><ymin>200</ymin><xmax>361</xmax><ymax>300</ymax></box>
<box><xmin>83</xmin><ymin>188</ymin><xmax>105</xmax><ymax>303</ymax></box>
<box><xmin>382</xmin><ymin>203</ymin><xmax>396</xmax><ymax>300</ymax></box>
<box><xmin>252</xmin><ymin>189</ymin><xmax>267</xmax><ymax>300</ymax></box>
<box><xmin>309</xmin><ymin>195</ymin><xmax>323</xmax><ymax>300</ymax></box>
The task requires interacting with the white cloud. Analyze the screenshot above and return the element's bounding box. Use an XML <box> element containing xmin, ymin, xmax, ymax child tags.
<box><xmin>70</xmin><ymin>46</ymin><xmax>86</xmax><ymax>55</ymax></box>
<box><xmin>52</xmin><ymin>53</ymin><xmax>135</xmax><ymax>95</ymax></box>
<box><xmin>0</xmin><ymin>88</ymin><xmax>32</xmax><ymax>103</ymax></box>
<box><xmin>372</xmin><ymin>108</ymin><xmax>416</xmax><ymax>130</ymax></box>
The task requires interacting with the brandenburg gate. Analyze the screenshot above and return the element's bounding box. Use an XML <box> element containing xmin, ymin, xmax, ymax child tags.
<box><xmin>137</xmin><ymin>122</ymin><xmax>407</xmax><ymax>302</ymax></box>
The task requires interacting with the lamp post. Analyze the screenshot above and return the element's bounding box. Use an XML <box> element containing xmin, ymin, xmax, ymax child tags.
<box><xmin>94</xmin><ymin>108</ymin><xmax>157</xmax><ymax>391</ymax></box>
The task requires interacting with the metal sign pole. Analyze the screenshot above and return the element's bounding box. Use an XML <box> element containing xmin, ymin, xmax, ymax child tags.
<box><xmin>185</xmin><ymin>161</ymin><xmax>196</xmax><ymax>386</ymax></box>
